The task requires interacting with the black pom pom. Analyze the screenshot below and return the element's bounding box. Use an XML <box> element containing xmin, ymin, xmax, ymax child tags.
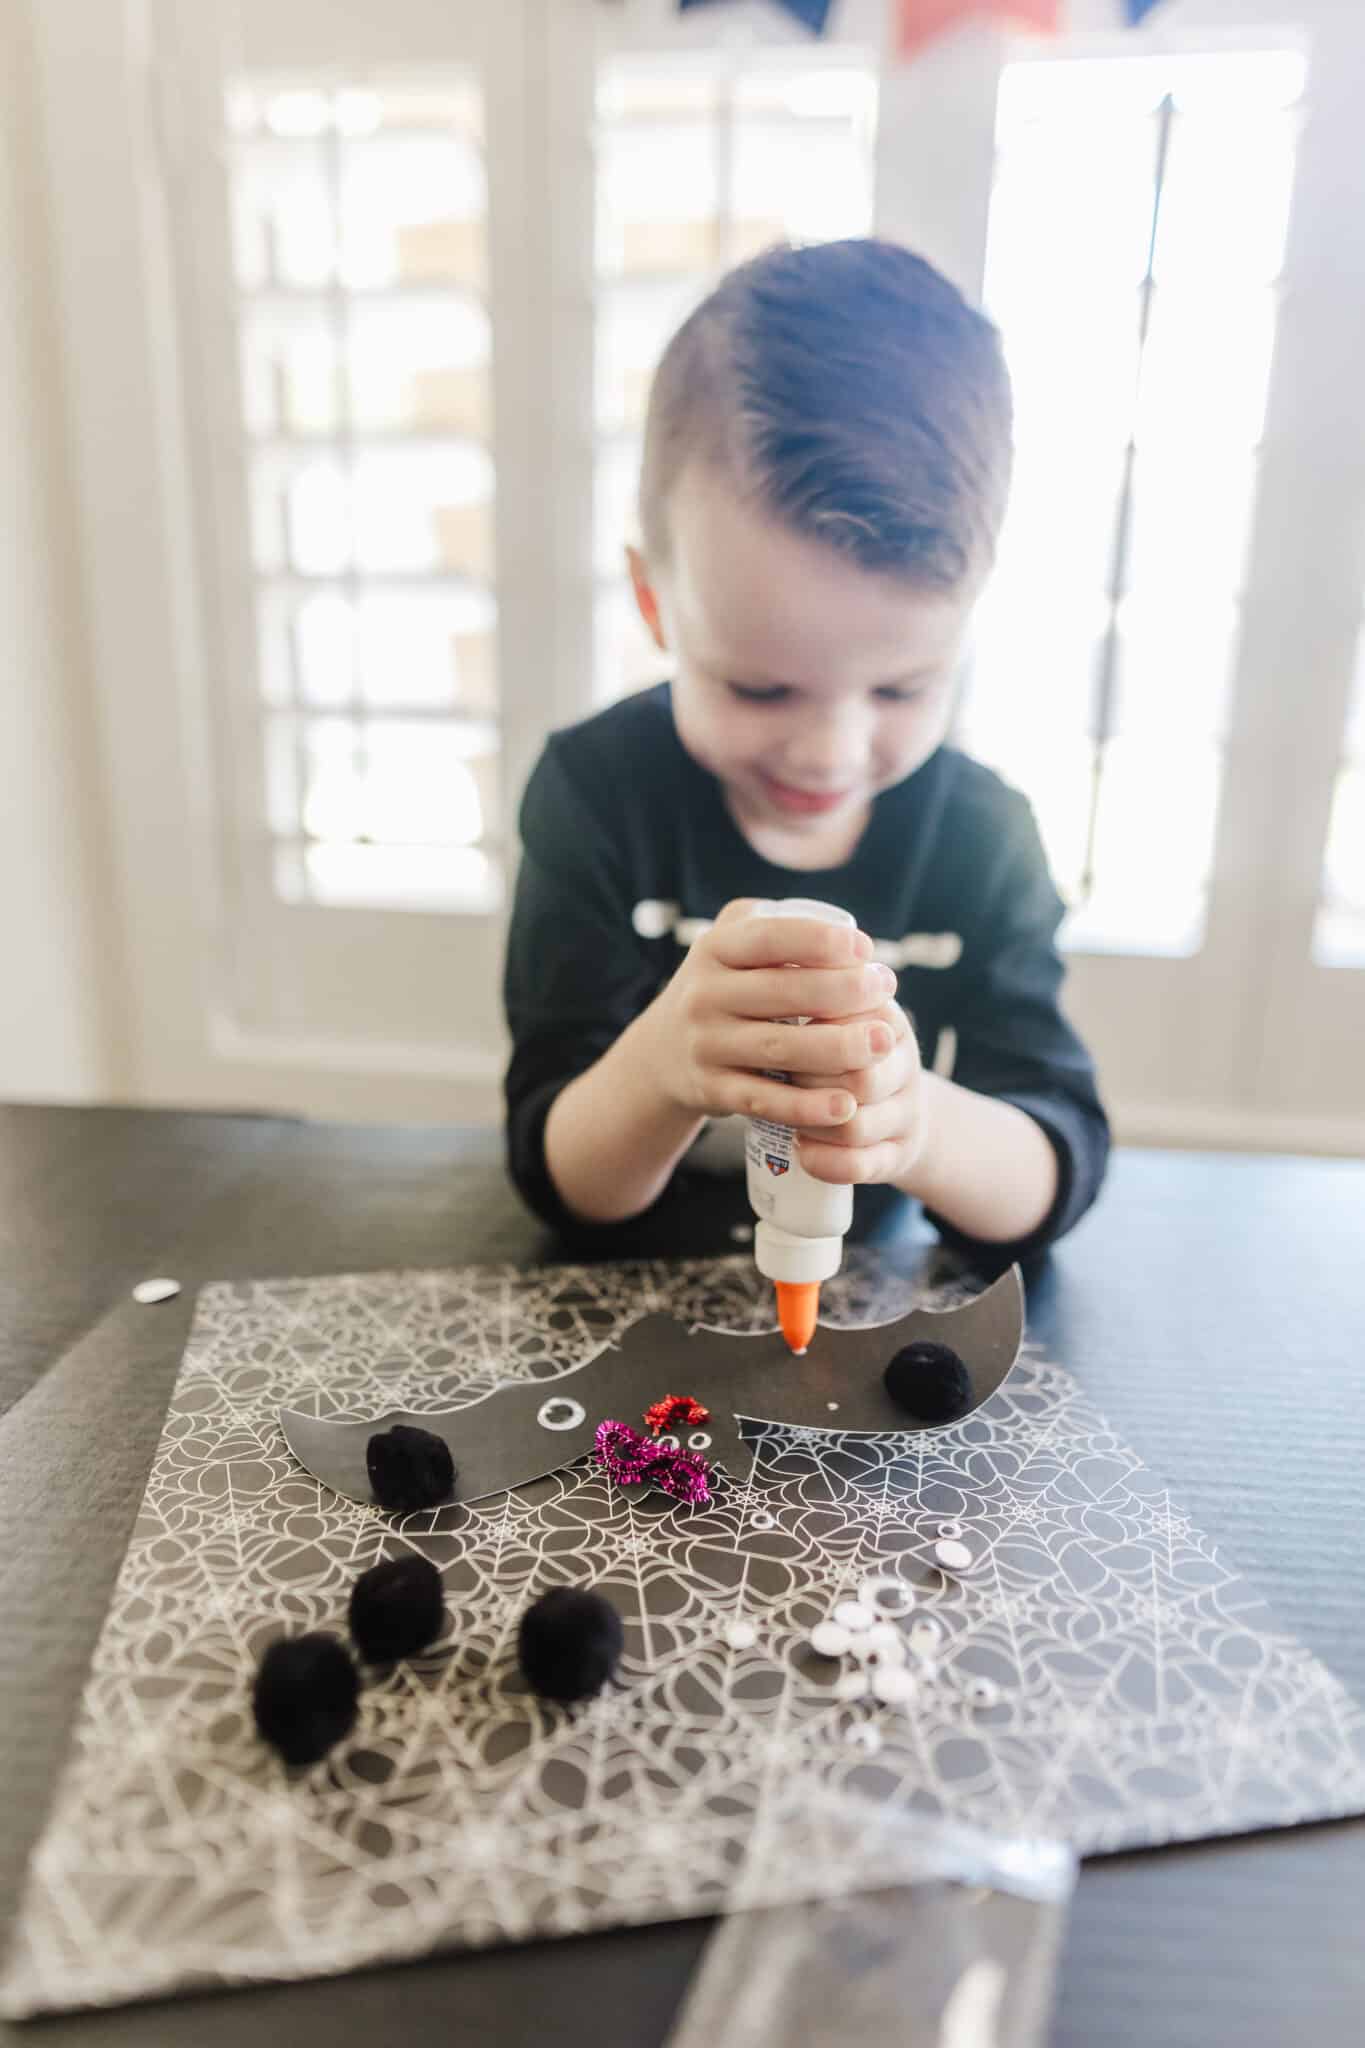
<box><xmin>252</xmin><ymin>1633</ymin><xmax>358</xmax><ymax>1766</ymax></box>
<box><xmin>883</xmin><ymin>1341</ymin><xmax>973</xmax><ymax>1424</ymax></box>
<box><xmin>518</xmin><ymin>1586</ymin><xmax>624</xmax><ymax>1705</ymax></box>
<box><xmin>366</xmin><ymin>1424</ymin><xmax>456</xmax><ymax>1513</ymax></box>
<box><xmin>349</xmin><ymin>1554</ymin><xmax>445</xmax><ymax>1664</ymax></box>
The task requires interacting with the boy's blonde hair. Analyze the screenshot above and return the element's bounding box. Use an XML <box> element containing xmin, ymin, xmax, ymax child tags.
<box><xmin>639</xmin><ymin>238</ymin><xmax>1013</xmax><ymax>590</ymax></box>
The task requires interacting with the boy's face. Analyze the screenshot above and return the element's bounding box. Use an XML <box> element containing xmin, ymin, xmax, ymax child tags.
<box><xmin>630</xmin><ymin>463</ymin><xmax>975</xmax><ymax>861</ymax></box>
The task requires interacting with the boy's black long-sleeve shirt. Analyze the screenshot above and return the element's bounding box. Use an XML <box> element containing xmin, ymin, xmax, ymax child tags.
<box><xmin>503</xmin><ymin>685</ymin><xmax>1109</xmax><ymax>1264</ymax></box>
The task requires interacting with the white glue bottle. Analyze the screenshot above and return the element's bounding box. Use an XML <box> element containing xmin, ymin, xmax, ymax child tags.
<box><xmin>744</xmin><ymin>898</ymin><xmax>856</xmax><ymax>1354</ymax></box>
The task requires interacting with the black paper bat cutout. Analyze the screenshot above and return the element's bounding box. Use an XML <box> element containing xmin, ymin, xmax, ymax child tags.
<box><xmin>280</xmin><ymin>1267</ymin><xmax>1024</xmax><ymax>1509</ymax></box>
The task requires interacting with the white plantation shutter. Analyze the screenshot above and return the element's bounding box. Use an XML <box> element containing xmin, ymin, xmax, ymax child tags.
<box><xmin>1314</xmin><ymin>635</ymin><xmax>1365</xmax><ymax>967</ymax></box>
<box><xmin>227</xmin><ymin>77</ymin><xmax>504</xmax><ymax>915</ymax></box>
<box><xmin>962</xmin><ymin>46</ymin><xmax>1306</xmax><ymax>959</ymax></box>
<box><xmin>593</xmin><ymin>48</ymin><xmax>879</xmax><ymax>702</ymax></box>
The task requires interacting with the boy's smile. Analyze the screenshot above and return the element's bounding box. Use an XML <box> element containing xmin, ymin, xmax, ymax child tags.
<box><xmin>757</xmin><ymin>775</ymin><xmax>852</xmax><ymax>818</ymax></box>
<box><xmin>629</xmin><ymin>463</ymin><xmax>977</xmax><ymax>869</ymax></box>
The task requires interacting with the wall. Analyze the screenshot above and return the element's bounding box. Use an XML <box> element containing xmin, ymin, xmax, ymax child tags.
<box><xmin>0</xmin><ymin>2</ymin><xmax>123</xmax><ymax>1101</ymax></box>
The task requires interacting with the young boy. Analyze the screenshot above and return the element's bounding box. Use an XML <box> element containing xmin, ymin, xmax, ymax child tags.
<box><xmin>503</xmin><ymin>239</ymin><xmax>1109</xmax><ymax>1266</ymax></box>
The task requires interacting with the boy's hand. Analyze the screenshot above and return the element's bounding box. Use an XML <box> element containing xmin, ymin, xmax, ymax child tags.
<box><xmin>649</xmin><ymin>899</ymin><xmax>899</xmax><ymax>1131</ymax></box>
<box><xmin>794</xmin><ymin>999</ymin><xmax>929</xmax><ymax>1186</ymax></box>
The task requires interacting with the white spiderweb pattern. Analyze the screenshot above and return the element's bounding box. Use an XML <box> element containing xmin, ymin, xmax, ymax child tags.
<box><xmin>4</xmin><ymin>1251</ymin><xmax>1364</xmax><ymax>2016</ymax></box>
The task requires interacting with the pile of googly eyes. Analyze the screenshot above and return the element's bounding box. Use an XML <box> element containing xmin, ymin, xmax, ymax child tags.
<box><xmin>805</xmin><ymin>1525</ymin><xmax>1002</xmax><ymax>1723</ymax></box>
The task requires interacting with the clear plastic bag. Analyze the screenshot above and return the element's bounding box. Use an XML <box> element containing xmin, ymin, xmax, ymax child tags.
<box><xmin>663</xmin><ymin>1794</ymin><xmax>1075</xmax><ymax>2048</ymax></box>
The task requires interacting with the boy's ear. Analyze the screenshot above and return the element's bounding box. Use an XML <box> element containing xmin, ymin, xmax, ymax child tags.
<box><xmin>626</xmin><ymin>546</ymin><xmax>667</xmax><ymax>651</ymax></box>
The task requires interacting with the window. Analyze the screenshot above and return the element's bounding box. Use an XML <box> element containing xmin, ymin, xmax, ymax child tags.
<box><xmin>46</xmin><ymin>3</ymin><xmax>1365</xmax><ymax>1129</ymax></box>
<box><xmin>227</xmin><ymin>79</ymin><xmax>502</xmax><ymax>913</ymax></box>
<box><xmin>1315</xmin><ymin>631</ymin><xmax>1365</xmax><ymax>967</ymax></box>
<box><xmin>592</xmin><ymin>51</ymin><xmax>878</xmax><ymax>703</ymax></box>
<box><xmin>961</xmin><ymin>47</ymin><xmax>1306</xmax><ymax>957</ymax></box>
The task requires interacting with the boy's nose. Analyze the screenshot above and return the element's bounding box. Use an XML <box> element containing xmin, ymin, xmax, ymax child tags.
<box><xmin>785</xmin><ymin>708</ymin><xmax>872</xmax><ymax>788</ymax></box>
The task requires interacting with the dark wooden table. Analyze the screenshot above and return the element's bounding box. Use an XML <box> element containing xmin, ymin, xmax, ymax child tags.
<box><xmin>2</xmin><ymin>1102</ymin><xmax>1364</xmax><ymax>2046</ymax></box>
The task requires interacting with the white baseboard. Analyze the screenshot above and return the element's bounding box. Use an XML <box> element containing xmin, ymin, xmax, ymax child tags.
<box><xmin>161</xmin><ymin>1020</ymin><xmax>509</xmax><ymax>1125</ymax></box>
<box><xmin>1115</xmin><ymin>1103</ymin><xmax>1365</xmax><ymax>1159</ymax></box>
<box><xmin>121</xmin><ymin>1014</ymin><xmax>1365</xmax><ymax>1156</ymax></box>
<box><xmin>210</xmin><ymin>1018</ymin><xmax>505</xmax><ymax>1084</ymax></box>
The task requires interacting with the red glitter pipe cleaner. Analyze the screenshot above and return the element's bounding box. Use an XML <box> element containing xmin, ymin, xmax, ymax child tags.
<box><xmin>643</xmin><ymin>1393</ymin><xmax>711</xmax><ymax>1437</ymax></box>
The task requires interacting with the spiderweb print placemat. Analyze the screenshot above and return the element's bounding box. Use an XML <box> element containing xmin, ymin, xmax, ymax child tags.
<box><xmin>5</xmin><ymin>1252</ymin><xmax>1365</xmax><ymax>2016</ymax></box>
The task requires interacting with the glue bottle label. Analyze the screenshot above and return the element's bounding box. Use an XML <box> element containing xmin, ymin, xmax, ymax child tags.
<box><xmin>743</xmin><ymin>899</ymin><xmax>856</xmax><ymax>1248</ymax></box>
<box><xmin>746</xmin><ymin>1113</ymin><xmax>797</xmax><ymax>1199</ymax></box>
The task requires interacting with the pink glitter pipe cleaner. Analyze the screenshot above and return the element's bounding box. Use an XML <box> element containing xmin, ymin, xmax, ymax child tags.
<box><xmin>651</xmin><ymin>1447</ymin><xmax>711</xmax><ymax>1506</ymax></box>
<box><xmin>592</xmin><ymin>1419</ymin><xmax>713</xmax><ymax>1507</ymax></box>
<box><xmin>593</xmin><ymin>1418</ymin><xmax>653</xmax><ymax>1483</ymax></box>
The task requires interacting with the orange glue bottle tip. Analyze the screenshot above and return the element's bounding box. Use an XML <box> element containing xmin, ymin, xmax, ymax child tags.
<box><xmin>775</xmin><ymin>1280</ymin><xmax>820</xmax><ymax>1356</ymax></box>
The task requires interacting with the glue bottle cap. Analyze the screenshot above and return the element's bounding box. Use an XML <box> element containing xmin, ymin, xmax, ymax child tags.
<box><xmin>753</xmin><ymin>1219</ymin><xmax>843</xmax><ymax>1285</ymax></box>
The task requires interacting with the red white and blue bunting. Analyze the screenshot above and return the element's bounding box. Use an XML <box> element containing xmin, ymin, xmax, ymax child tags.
<box><xmin>674</xmin><ymin>1</ymin><xmax>1170</xmax><ymax>57</ymax></box>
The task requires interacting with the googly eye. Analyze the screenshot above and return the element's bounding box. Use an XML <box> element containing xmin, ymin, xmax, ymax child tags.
<box><xmin>537</xmin><ymin>1396</ymin><xmax>586</xmax><ymax>1432</ymax></box>
<box><xmin>687</xmin><ymin>1431</ymin><xmax>712</xmax><ymax>1451</ymax></box>
<box><xmin>861</xmin><ymin>1623</ymin><xmax>907</xmax><ymax>1664</ymax></box>
<box><xmin>859</xmin><ymin>1574</ymin><xmax>915</xmax><ymax>1618</ymax></box>
<box><xmin>751</xmin><ymin>1510</ymin><xmax>775</xmax><ymax>1530</ymax></box>
<box><xmin>657</xmin><ymin>1433</ymin><xmax>680</xmax><ymax>1451</ymax></box>
<box><xmin>936</xmin><ymin>1520</ymin><xmax>964</xmax><ymax>1540</ymax></box>
<box><xmin>844</xmin><ymin>1721</ymin><xmax>882</xmax><ymax>1754</ymax></box>
<box><xmin>833</xmin><ymin>1670</ymin><xmax>870</xmax><ymax>1703</ymax></box>
<box><xmin>964</xmin><ymin>1676</ymin><xmax>1001</xmax><ymax>1709</ymax></box>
